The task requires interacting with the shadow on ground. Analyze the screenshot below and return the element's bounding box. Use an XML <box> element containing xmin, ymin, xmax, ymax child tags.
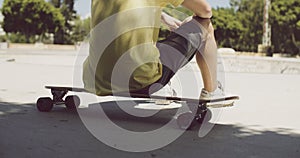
<box><xmin>0</xmin><ymin>101</ymin><xmax>299</xmax><ymax>158</ymax></box>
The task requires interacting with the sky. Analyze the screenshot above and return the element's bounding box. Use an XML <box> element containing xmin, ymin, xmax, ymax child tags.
<box><xmin>0</xmin><ymin>0</ymin><xmax>231</xmax><ymax>18</ymax></box>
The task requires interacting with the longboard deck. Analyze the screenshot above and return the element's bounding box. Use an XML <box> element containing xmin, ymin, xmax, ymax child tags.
<box><xmin>45</xmin><ymin>86</ymin><xmax>239</xmax><ymax>104</ymax></box>
<box><xmin>39</xmin><ymin>85</ymin><xmax>239</xmax><ymax>129</ymax></box>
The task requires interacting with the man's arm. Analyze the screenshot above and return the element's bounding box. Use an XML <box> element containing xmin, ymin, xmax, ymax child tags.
<box><xmin>181</xmin><ymin>0</ymin><xmax>212</xmax><ymax>18</ymax></box>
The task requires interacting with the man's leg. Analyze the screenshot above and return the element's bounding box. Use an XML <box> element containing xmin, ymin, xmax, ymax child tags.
<box><xmin>141</xmin><ymin>17</ymin><xmax>218</xmax><ymax>96</ymax></box>
<box><xmin>193</xmin><ymin>17</ymin><xmax>217</xmax><ymax>92</ymax></box>
<box><xmin>133</xmin><ymin>17</ymin><xmax>219</xmax><ymax>97</ymax></box>
<box><xmin>193</xmin><ymin>17</ymin><xmax>234</xmax><ymax>107</ymax></box>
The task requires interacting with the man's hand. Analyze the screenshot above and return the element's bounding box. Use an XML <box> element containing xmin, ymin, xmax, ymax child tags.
<box><xmin>161</xmin><ymin>12</ymin><xmax>182</xmax><ymax>31</ymax></box>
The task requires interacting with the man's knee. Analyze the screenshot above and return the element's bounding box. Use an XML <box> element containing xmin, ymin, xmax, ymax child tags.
<box><xmin>192</xmin><ymin>16</ymin><xmax>213</xmax><ymax>32</ymax></box>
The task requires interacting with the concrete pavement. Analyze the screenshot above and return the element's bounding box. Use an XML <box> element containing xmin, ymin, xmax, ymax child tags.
<box><xmin>0</xmin><ymin>49</ymin><xmax>300</xmax><ymax>158</ymax></box>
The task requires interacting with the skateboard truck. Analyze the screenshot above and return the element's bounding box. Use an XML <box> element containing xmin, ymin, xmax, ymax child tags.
<box><xmin>51</xmin><ymin>89</ymin><xmax>67</xmax><ymax>104</ymax></box>
<box><xmin>37</xmin><ymin>88</ymin><xmax>80</xmax><ymax>112</ymax></box>
<box><xmin>175</xmin><ymin>101</ymin><xmax>208</xmax><ymax>130</ymax></box>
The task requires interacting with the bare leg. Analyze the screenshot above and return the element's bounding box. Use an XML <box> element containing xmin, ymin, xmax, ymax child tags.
<box><xmin>193</xmin><ymin>17</ymin><xmax>217</xmax><ymax>92</ymax></box>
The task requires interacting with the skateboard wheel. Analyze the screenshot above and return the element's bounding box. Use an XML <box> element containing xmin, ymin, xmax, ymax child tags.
<box><xmin>195</xmin><ymin>110</ymin><xmax>211</xmax><ymax>124</ymax></box>
<box><xmin>65</xmin><ymin>95</ymin><xmax>80</xmax><ymax>109</ymax></box>
<box><xmin>37</xmin><ymin>97</ymin><xmax>54</xmax><ymax>112</ymax></box>
<box><xmin>176</xmin><ymin>111</ymin><xmax>195</xmax><ymax>130</ymax></box>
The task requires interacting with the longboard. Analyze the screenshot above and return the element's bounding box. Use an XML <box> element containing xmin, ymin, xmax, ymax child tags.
<box><xmin>37</xmin><ymin>86</ymin><xmax>239</xmax><ymax>129</ymax></box>
<box><xmin>43</xmin><ymin>86</ymin><xmax>238</xmax><ymax>103</ymax></box>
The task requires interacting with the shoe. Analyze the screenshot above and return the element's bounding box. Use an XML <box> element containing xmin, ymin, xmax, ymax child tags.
<box><xmin>152</xmin><ymin>81</ymin><xmax>177</xmax><ymax>105</ymax></box>
<box><xmin>200</xmin><ymin>81</ymin><xmax>235</xmax><ymax>108</ymax></box>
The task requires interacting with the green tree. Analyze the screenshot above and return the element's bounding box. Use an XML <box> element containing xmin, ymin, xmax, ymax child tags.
<box><xmin>230</xmin><ymin>0</ymin><xmax>264</xmax><ymax>52</ymax></box>
<box><xmin>50</xmin><ymin>0</ymin><xmax>61</xmax><ymax>8</ymax></box>
<box><xmin>212</xmin><ymin>8</ymin><xmax>244</xmax><ymax>49</ymax></box>
<box><xmin>2</xmin><ymin>0</ymin><xmax>64</xmax><ymax>43</ymax></box>
<box><xmin>270</xmin><ymin>0</ymin><xmax>300</xmax><ymax>55</ymax></box>
<box><xmin>7</xmin><ymin>33</ymin><xmax>29</xmax><ymax>43</ymax></box>
<box><xmin>72</xmin><ymin>16</ymin><xmax>91</xmax><ymax>42</ymax></box>
<box><xmin>49</xmin><ymin>0</ymin><xmax>77</xmax><ymax>44</ymax></box>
